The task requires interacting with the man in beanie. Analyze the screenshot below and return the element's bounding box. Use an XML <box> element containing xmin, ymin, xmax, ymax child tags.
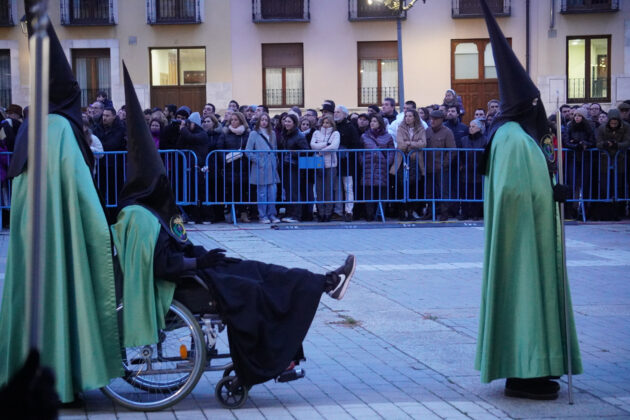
<box><xmin>0</xmin><ymin>104</ymin><xmax>23</xmax><ymax>152</ymax></box>
<box><xmin>0</xmin><ymin>5</ymin><xmax>121</xmax><ymax>404</ymax></box>
<box><xmin>475</xmin><ymin>0</ymin><xmax>582</xmax><ymax>400</ymax></box>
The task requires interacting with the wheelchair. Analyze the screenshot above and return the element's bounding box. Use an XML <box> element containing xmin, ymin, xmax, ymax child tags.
<box><xmin>101</xmin><ymin>275</ymin><xmax>252</xmax><ymax>411</ymax></box>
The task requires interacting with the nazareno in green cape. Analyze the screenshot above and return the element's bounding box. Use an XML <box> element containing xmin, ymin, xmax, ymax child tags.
<box><xmin>0</xmin><ymin>115</ymin><xmax>122</xmax><ymax>402</ymax></box>
<box><xmin>475</xmin><ymin>122</ymin><xmax>583</xmax><ymax>382</ymax></box>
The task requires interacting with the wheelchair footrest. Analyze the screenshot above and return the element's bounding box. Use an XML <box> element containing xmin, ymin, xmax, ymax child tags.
<box><xmin>275</xmin><ymin>368</ymin><xmax>305</xmax><ymax>383</ymax></box>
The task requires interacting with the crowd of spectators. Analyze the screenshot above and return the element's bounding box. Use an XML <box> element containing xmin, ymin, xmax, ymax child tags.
<box><xmin>1</xmin><ymin>89</ymin><xmax>629</xmax><ymax>223</ymax></box>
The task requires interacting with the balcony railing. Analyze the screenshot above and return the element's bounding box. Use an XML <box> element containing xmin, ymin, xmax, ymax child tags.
<box><xmin>61</xmin><ymin>0</ymin><xmax>116</xmax><ymax>25</ymax></box>
<box><xmin>0</xmin><ymin>0</ymin><xmax>15</xmax><ymax>26</ymax></box>
<box><xmin>359</xmin><ymin>86</ymin><xmax>398</xmax><ymax>107</ymax></box>
<box><xmin>252</xmin><ymin>0</ymin><xmax>309</xmax><ymax>22</ymax></box>
<box><xmin>147</xmin><ymin>0</ymin><xmax>202</xmax><ymax>24</ymax></box>
<box><xmin>452</xmin><ymin>0</ymin><xmax>510</xmax><ymax>18</ymax></box>
<box><xmin>560</xmin><ymin>0</ymin><xmax>619</xmax><ymax>14</ymax></box>
<box><xmin>567</xmin><ymin>77</ymin><xmax>609</xmax><ymax>102</ymax></box>
<box><xmin>264</xmin><ymin>88</ymin><xmax>304</xmax><ymax>108</ymax></box>
<box><xmin>348</xmin><ymin>0</ymin><xmax>406</xmax><ymax>21</ymax></box>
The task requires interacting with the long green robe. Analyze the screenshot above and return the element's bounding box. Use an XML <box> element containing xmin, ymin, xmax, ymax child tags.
<box><xmin>110</xmin><ymin>205</ymin><xmax>175</xmax><ymax>348</ymax></box>
<box><xmin>475</xmin><ymin>122</ymin><xmax>583</xmax><ymax>382</ymax></box>
<box><xmin>0</xmin><ymin>115</ymin><xmax>122</xmax><ymax>402</ymax></box>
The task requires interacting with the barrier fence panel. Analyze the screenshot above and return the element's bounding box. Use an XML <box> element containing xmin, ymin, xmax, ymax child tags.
<box><xmin>0</xmin><ymin>148</ymin><xmax>626</xmax><ymax>223</ymax></box>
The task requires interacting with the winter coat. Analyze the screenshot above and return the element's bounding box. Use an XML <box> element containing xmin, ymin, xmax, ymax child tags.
<box><xmin>336</xmin><ymin>118</ymin><xmax>362</xmax><ymax>176</ymax></box>
<box><xmin>310</xmin><ymin>127</ymin><xmax>340</xmax><ymax>168</ymax></box>
<box><xmin>566</xmin><ymin>120</ymin><xmax>595</xmax><ymax>150</ymax></box>
<box><xmin>460</xmin><ymin>132</ymin><xmax>487</xmax><ymax>183</ymax></box>
<box><xmin>596</xmin><ymin>109</ymin><xmax>630</xmax><ymax>176</ymax></box>
<box><xmin>391</xmin><ymin>123</ymin><xmax>426</xmax><ymax>177</ymax></box>
<box><xmin>93</xmin><ymin>117</ymin><xmax>126</xmax><ymax>151</ymax></box>
<box><xmin>425</xmin><ymin>125</ymin><xmax>456</xmax><ymax>174</ymax></box>
<box><xmin>360</xmin><ymin>129</ymin><xmax>394</xmax><ymax>186</ymax></box>
<box><xmin>218</xmin><ymin>126</ymin><xmax>250</xmax><ymax>184</ymax></box>
<box><xmin>176</xmin><ymin>125</ymin><xmax>210</xmax><ymax>166</ymax></box>
<box><xmin>279</xmin><ymin>129</ymin><xmax>309</xmax><ymax>166</ymax></box>
<box><xmin>444</xmin><ymin>119</ymin><xmax>468</xmax><ymax>148</ymax></box>
<box><xmin>246</xmin><ymin>129</ymin><xmax>280</xmax><ymax>185</ymax></box>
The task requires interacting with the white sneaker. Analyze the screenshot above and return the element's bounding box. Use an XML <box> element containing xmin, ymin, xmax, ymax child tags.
<box><xmin>270</xmin><ymin>216</ymin><xmax>281</xmax><ymax>223</ymax></box>
<box><xmin>282</xmin><ymin>217</ymin><xmax>298</xmax><ymax>223</ymax></box>
<box><xmin>260</xmin><ymin>217</ymin><xmax>271</xmax><ymax>224</ymax></box>
<box><xmin>328</xmin><ymin>255</ymin><xmax>356</xmax><ymax>300</ymax></box>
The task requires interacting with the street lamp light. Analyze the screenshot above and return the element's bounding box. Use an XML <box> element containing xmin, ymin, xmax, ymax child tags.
<box><xmin>369</xmin><ymin>0</ymin><xmax>424</xmax><ymax>111</ymax></box>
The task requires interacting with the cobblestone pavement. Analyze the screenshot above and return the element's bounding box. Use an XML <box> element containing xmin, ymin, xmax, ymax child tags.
<box><xmin>2</xmin><ymin>222</ymin><xmax>630</xmax><ymax>419</ymax></box>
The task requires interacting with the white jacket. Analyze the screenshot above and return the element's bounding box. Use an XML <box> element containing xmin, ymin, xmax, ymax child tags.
<box><xmin>310</xmin><ymin>126</ymin><xmax>340</xmax><ymax>168</ymax></box>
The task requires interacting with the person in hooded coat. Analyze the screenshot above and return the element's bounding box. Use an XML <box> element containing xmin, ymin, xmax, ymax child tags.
<box><xmin>111</xmin><ymin>63</ymin><xmax>357</xmax><ymax>389</ymax></box>
<box><xmin>475</xmin><ymin>0</ymin><xmax>582</xmax><ymax>400</ymax></box>
<box><xmin>0</xmin><ymin>8</ymin><xmax>121</xmax><ymax>404</ymax></box>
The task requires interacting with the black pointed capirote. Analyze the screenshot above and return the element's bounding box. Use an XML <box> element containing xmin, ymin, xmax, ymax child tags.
<box><xmin>117</xmin><ymin>62</ymin><xmax>184</xmax><ymax>241</ymax></box>
<box><xmin>8</xmin><ymin>1</ymin><xmax>93</xmax><ymax>178</ymax></box>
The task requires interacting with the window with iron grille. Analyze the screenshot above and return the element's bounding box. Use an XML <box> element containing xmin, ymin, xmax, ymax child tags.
<box><xmin>61</xmin><ymin>0</ymin><xmax>116</xmax><ymax>25</ymax></box>
<box><xmin>451</xmin><ymin>0</ymin><xmax>510</xmax><ymax>18</ymax></box>
<box><xmin>566</xmin><ymin>35</ymin><xmax>611</xmax><ymax>103</ymax></box>
<box><xmin>561</xmin><ymin>0</ymin><xmax>619</xmax><ymax>13</ymax></box>
<box><xmin>0</xmin><ymin>0</ymin><xmax>15</xmax><ymax>26</ymax></box>
<box><xmin>348</xmin><ymin>0</ymin><xmax>404</xmax><ymax>21</ymax></box>
<box><xmin>0</xmin><ymin>50</ymin><xmax>11</xmax><ymax>107</ymax></box>
<box><xmin>252</xmin><ymin>0</ymin><xmax>309</xmax><ymax>22</ymax></box>
<box><xmin>358</xmin><ymin>42</ymin><xmax>398</xmax><ymax>107</ymax></box>
<box><xmin>262</xmin><ymin>44</ymin><xmax>304</xmax><ymax>108</ymax></box>
<box><xmin>147</xmin><ymin>0</ymin><xmax>202</xmax><ymax>24</ymax></box>
<box><xmin>72</xmin><ymin>49</ymin><xmax>111</xmax><ymax>108</ymax></box>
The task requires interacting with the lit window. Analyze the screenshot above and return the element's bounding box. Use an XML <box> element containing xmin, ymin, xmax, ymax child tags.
<box><xmin>262</xmin><ymin>44</ymin><xmax>304</xmax><ymax>108</ymax></box>
<box><xmin>358</xmin><ymin>41</ymin><xmax>398</xmax><ymax>107</ymax></box>
<box><xmin>567</xmin><ymin>36</ymin><xmax>610</xmax><ymax>102</ymax></box>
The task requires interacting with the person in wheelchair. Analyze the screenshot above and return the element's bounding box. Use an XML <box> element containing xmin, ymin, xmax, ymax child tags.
<box><xmin>112</xmin><ymin>63</ymin><xmax>356</xmax><ymax>389</ymax></box>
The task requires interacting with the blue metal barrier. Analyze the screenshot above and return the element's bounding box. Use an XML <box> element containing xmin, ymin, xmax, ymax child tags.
<box><xmin>0</xmin><ymin>148</ymin><xmax>627</xmax><ymax>224</ymax></box>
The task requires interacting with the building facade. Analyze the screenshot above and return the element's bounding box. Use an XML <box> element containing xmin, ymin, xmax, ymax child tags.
<box><xmin>0</xmin><ymin>0</ymin><xmax>628</xmax><ymax>117</ymax></box>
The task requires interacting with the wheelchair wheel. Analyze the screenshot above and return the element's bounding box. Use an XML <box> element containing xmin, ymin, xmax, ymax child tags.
<box><xmin>215</xmin><ymin>375</ymin><xmax>248</xmax><ymax>409</ymax></box>
<box><xmin>101</xmin><ymin>300</ymin><xmax>206</xmax><ymax>411</ymax></box>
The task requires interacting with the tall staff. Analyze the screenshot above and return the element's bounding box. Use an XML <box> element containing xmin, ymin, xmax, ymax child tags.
<box><xmin>26</xmin><ymin>0</ymin><xmax>49</xmax><ymax>351</ymax></box>
<box><xmin>555</xmin><ymin>92</ymin><xmax>574</xmax><ymax>404</ymax></box>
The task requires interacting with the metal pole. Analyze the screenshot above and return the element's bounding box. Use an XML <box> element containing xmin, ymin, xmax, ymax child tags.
<box><xmin>556</xmin><ymin>93</ymin><xmax>574</xmax><ymax>404</ymax></box>
<box><xmin>26</xmin><ymin>1</ymin><xmax>49</xmax><ymax>351</ymax></box>
<box><xmin>396</xmin><ymin>9</ymin><xmax>404</xmax><ymax>112</ymax></box>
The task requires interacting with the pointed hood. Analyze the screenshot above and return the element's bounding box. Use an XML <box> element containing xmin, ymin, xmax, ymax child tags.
<box><xmin>480</xmin><ymin>0</ymin><xmax>549</xmax><ymax>144</ymax></box>
<box><xmin>8</xmin><ymin>2</ymin><xmax>93</xmax><ymax>178</ymax></box>
<box><xmin>118</xmin><ymin>62</ymin><xmax>188</xmax><ymax>242</ymax></box>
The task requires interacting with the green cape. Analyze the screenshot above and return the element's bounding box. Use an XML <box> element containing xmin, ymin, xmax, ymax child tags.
<box><xmin>475</xmin><ymin>122</ymin><xmax>582</xmax><ymax>382</ymax></box>
<box><xmin>110</xmin><ymin>205</ymin><xmax>175</xmax><ymax>347</ymax></box>
<box><xmin>0</xmin><ymin>115</ymin><xmax>122</xmax><ymax>402</ymax></box>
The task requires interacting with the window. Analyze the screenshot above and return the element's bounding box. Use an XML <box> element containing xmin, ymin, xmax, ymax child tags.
<box><xmin>147</xmin><ymin>0</ymin><xmax>203</xmax><ymax>24</ymax></box>
<box><xmin>262</xmin><ymin>44</ymin><xmax>303</xmax><ymax>108</ymax></box>
<box><xmin>358</xmin><ymin>42</ymin><xmax>398</xmax><ymax>107</ymax></box>
<box><xmin>561</xmin><ymin>0</ymin><xmax>619</xmax><ymax>13</ymax></box>
<box><xmin>348</xmin><ymin>0</ymin><xmax>404</xmax><ymax>21</ymax></box>
<box><xmin>451</xmin><ymin>0</ymin><xmax>510</xmax><ymax>18</ymax></box>
<box><xmin>72</xmin><ymin>49</ymin><xmax>111</xmax><ymax>108</ymax></box>
<box><xmin>60</xmin><ymin>0</ymin><xmax>117</xmax><ymax>25</ymax></box>
<box><xmin>252</xmin><ymin>0</ymin><xmax>309</xmax><ymax>22</ymax></box>
<box><xmin>0</xmin><ymin>0</ymin><xmax>16</xmax><ymax>26</ymax></box>
<box><xmin>0</xmin><ymin>50</ymin><xmax>10</xmax><ymax>107</ymax></box>
<box><xmin>151</xmin><ymin>47</ymin><xmax>206</xmax><ymax>86</ymax></box>
<box><xmin>566</xmin><ymin>36</ymin><xmax>610</xmax><ymax>103</ymax></box>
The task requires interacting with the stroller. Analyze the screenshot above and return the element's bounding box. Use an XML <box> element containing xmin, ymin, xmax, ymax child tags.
<box><xmin>101</xmin><ymin>269</ymin><xmax>305</xmax><ymax>411</ymax></box>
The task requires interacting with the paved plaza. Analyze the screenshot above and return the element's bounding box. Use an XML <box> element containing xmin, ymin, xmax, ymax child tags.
<box><xmin>2</xmin><ymin>221</ymin><xmax>630</xmax><ymax>419</ymax></box>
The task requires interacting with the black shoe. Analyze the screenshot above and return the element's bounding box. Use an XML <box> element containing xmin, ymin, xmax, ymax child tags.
<box><xmin>505</xmin><ymin>378</ymin><xmax>559</xmax><ymax>400</ymax></box>
<box><xmin>344</xmin><ymin>213</ymin><xmax>353</xmax><ymax>222</ymax></box>
<box><xmin>327</xmin><ymin>255</ymin><xmax>356</xmax><ymax>300</ymax></box>
<box><xmin>330</xmin><ymin>213</ymin><xmax>343</xmax><ymax>221</ymax></box>
<box><xmin>420</xmin><ymin>211</ymin><xmax>432</xmax><ymax>220</ymax></box>
<box><xmin>276</xmin><ymin>367</ymin><xmax>305</xmax><ymax>383</ymax></box>
<box><xmin>438</xmin><ymin>214</ymin><xmax>449</xmax><ymax>222</ymax></box>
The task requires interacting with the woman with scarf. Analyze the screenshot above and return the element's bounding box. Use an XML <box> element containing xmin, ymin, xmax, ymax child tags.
<box><xmin>218</xmin><ymin>111</ymin><xmax>251</xmax><ymax>223</ymax></box>
<box><xmin>391</xmin><ymin>109</ymin><xmax>426</xmax><ymax>220</ymax></box>
<box><xmin>360</xmin><ymin>114</ymin><xmax>394</xmax><ymax>221</ymax></box>
<box><xmin>310</xmin><ymin>115</ymin><xmax>340</xmax><ymax>222</ymax></box>
<box><xmin>246</xmin><ymin>113</ymin><xmax>281</xmax><ymax>224</ymax></box>
<box><xmin>278</xmin><ymin>114</ymin><xmax>309</xmax><ymax>223</ymax></box>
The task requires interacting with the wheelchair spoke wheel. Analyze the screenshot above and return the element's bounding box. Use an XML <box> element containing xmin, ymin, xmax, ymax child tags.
<box><xmin>102</xmin><ymin>300</ymin><xmax>206</xmax><ymax>411</ymax></box>
<box><xmin>215</xmin><ymin>376</ymin><xmax>248</xmax><ymax>409</ymax></box>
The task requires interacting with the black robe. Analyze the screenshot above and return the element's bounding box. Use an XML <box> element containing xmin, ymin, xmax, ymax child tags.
<box><xmin>153</xmin><ymin>229</ymin><xmax>326</xmax><ymax>387</ymax></box>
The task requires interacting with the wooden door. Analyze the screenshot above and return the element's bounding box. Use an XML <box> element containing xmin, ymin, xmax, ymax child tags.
<box><xmin>150</xmin><ymin>86</ymin><xmax>206</xmax><ymax>113</ymax></box>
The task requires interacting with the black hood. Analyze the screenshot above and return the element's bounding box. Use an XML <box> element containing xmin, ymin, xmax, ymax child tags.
<box><xmin>8</xmin><ymin>1</ymin><xmax>93</xmax><ymax>178</ymax></box>
<box><xmin>117</xmin><ymin>62</ymin><xmax>187</xmax><ymax>243</ymax></box>
<box><xmin>480</xmin><ymin>0</ymin><xmax>549</xmax><ymax>144</ymax></box>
